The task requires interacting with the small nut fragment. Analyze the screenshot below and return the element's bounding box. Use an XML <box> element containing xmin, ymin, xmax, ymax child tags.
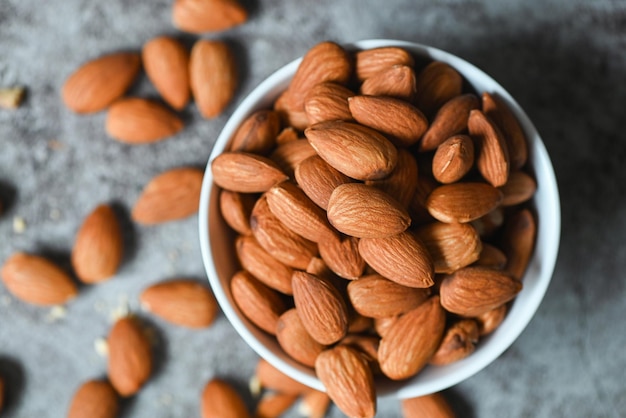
<box><xmin>430</xmin><ymin>319</ymin><xmax>480</xmax><ymax>365</ymax></box>
<box><xmin>0</xmin><ymin>87</ymin><xmax>25</xmax><ymax>109</ymax></box>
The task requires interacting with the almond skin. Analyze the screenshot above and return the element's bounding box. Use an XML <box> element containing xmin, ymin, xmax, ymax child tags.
<box><xmin>229</xmin><ymin>110</ymin><xmax>281</xmax><ymax>155</ymax></box>
<box><xmin>142</xmin><ymin>36</ymin><xmax>190</xmax><ymax>110</ymax></box>
<box><xmin>107</xmin><ymin>317</ymin><xmax>152</xmax><ymax>397</ymax></box>
<box><xmin>173</xmin><ymin>0</ymin><xmax>247</xmax><ymax>34</ymax></box>
<box><xmin>235</xmin><ymin>235</ymin><xmax>293</xmax><ymax>294</ymax></box>
<box><xmin>190</xmin><ymin>40</ymin><xmax>238</xmax><ymax>118</ymax></box>
<box><xmin>219</xmin><ymin>189</ymin><xmax>256</xmax><ymax>235</ymax></box>
<box><xmin>276</xmin><ymin>308</ymin><xmax>326</xmax><ymax>367</ymax></box>
<box><xmin>1</xmin><ymin>253</ymin><xmax>77</xmax><ymax>306</ymax></box>
<box><xmin>294</xmin><ymin>155</ymin><xmax>352</xmax><ymax>210</ymax></box>
<box><xmin>106</xmin><ymin>98</ymin><xmax>183</xmax><ymax>144</ymax></box>
<box><xmin>62</xmin><ymin>52</ymin><xmax>141</xmax><ymax>113</ymax></box>
<box><xmin>499</xmin><ymin>170</ymin><xmax>537</xmax><ymax>206</ymax></box>
<box><xmin>211</xmin><ymin>151</ymin><xmax>288</xmax><ymax>193</ymax></box>
<box><xmin>140</xmin><ymin>279</ymin><xmax>218</xmax><ymax>328</ymax></box>
<box><xmin>201</xmin><ymin>378</ymin><xmax>251</xmax><ymax>418</ymax></box>
<box><xmin>502</xmin><ymin>208</ymin><xmax>536</xmax><ymax>280</ymax></box>
<box><xmin>305</xmin><ymin>120</ymin><xmax>398</xmax><ymax>181</ymax></box>
<box><xmin>132</xmin><ymin>167</ymin><xmax>203</xmax><ymax>224</ymax></box>
<box><xmin>419</xmin><ymin>94</ymin><xmax>480</xmax><ymax>152</ymax></box>
<box><xmin>469</xmin><ymin>109</ymin><xmax>510</xmax><ymax>187</ymax></box>
<box><xmin>255</xmin><ymin>359</ymin><xmax>312</xmax><ymax>395</ymax></box>
<box><xmin>355</xmin><ymin>47</ymin><xmax>415</xmax><ymax>81</ymax></box>
<box><xmin>318</xmin><ymin>234</ymin><xmax>365</xmax><ymax>280</ymax></box>
<box><xmin>426</xmin><ymin>182</ymin><xmax>503</xmax><ymax>223</ymax></box>
<box><xmin>483</xmin><ymin>92</ymin><xmax>528</xmax><ymax>170</ymax></box>
<box><xmin>415</xmin><ymin>61</ymin><xmax>463</xmax><ymax>117</ymax></box>
<box><xmin>415</xmin><ymin>222</ymin><xmax>482</xmax><ymax>274</ymax></box>
<box><xmin>269</xmin><ymin>139</ymin><xmax>317</xmax><ymax>178</ymax></box>
<box><xmin>432</xmin><ymin>134</ymin><xmax>475</xmax><ymax>184</ymax></box>
<box><xmin>255</xmin><ymin>392</ymin><xmax>298</xmax><ymax>418</ymax></box>
<box><xmin>360</xmin><ymin>64</ymin><xmax>417</xmax><ymax>101</ymax></box>
<box><xmin>402</xmin><ymin>393</ymin><xmax>456</xmax><ymax>418</ymax></box>
<box><xmin>304</xmin><ymin>81</ymin><xmax>354</xmax><ymax>125</ymax></box>
<box><xmin>67</xmin><ymin>380</ymin><xmax>119</xmax><ymax>418</ymax></box>
<box><xmin>274</xmin><ymin>89</ymin><xmax>310</xmax><ymax>130</ymax></box>
<box><xmin>72</xmin><ymin>204</ymin><xmax>123</xmax><ymax>284</ymax></box>
<box><xmin>430</xmin><ymin>319</ymin><xmax>479</xmax><ymax>365</ymax></box>
<box><xmin>366</xmin><ymin>148</ymin><xmax>419</xmax><ymax>208</ymax></box>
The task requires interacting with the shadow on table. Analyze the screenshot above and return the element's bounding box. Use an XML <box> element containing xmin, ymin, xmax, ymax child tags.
<box><xmin>0</xmin><ymin>356</ymin><xmax>25</xmax><ymax>414</ymax></box>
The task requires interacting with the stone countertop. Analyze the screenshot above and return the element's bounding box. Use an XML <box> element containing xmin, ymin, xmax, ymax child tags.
<box><xmin>1</xmin><ymin>0</ymin><xmax>625</xmax><ymax>416</ymax></box>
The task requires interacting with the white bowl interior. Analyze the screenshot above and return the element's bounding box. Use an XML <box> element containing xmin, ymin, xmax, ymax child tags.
<box><xmin>199</xmin><ymin>39</ymin><xmax>561</xmax><ymax>398</ymax></box>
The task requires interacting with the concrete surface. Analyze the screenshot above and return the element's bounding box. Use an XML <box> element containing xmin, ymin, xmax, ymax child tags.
<box><xmin>1</xmin><ymin>0</ymin><xmax>625</xmax><ymax>416</ymax></box>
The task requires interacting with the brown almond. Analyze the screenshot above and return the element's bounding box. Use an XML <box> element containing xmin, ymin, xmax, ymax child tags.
<box><xmin>327</xmin><ymin>183</ymin><xmax>410</xmax><ymax>238</ymax></box>
<box><xmin>269</xmin><ymin>139</ymin><xmax>317</xmax><ymax>178</ymax></box>
<box><xmin>274</xmin><ymin>90</ymin><xmax>310</xmax><ymax>130</ymax></box>
<box><xmin>470</xmin><ymin>206</ymin><xmax>505</xmax><ymax>238</ymax></box>
<box><xmin>503</xmin><ymin>208</ymin><xmax>536</xmax><ymax>280</ymax></box>
<box><xmin>231</xmin><ymin>270</ymin><xmax>287</xmax><ymax>335</ymax></box>
<box><xmin>105</xmin><ymin>98</ymin><xmax>183</xmax><ymax>144</ymax></box>
<box><xmin>299</xmin><ymin>390</ymin><xmax>331</xmax><ymax>418</ymax></box>
<box><xmin>475</xmin><ymin>304</ymin><xmax>508</xmax><ymax>336</ymax></box>
<box><xmin>474</xmin><ymin>243</ymin><xmax>507</xmax><ymax>269</ymax></box>
<box><xmin>483</xmin><ymin>92</ymin><xmax>528</xmax><ymax>170</ymax></box>
<box><xmin>306</xmin><ymin>257</ymin><xmax>337</xmax><ymax>283</ymax></box>
<box><xmin>72</xmin><ymin>204</ymin><xmax>123</xmax><ymax>284</ymax></box>
<box><xmin>419</xmin><ymin>94</ymin><xmax>480</xmax><ymax>152</ymax></box>
<box><xmin>348</xmin><ymin>313</ymin><xmax>374</xmax><ymax>334</ymax></box>
<box><xmin>469</xmin><ymin>109</ymin><xmax>510</xmax><ymax>187</ymax></box>
<box><xmin>132</xmin><ymin>167</ymin><xmax>203</xmax><ymax>224</ymax></box>
<box><xmin>318</xmin><ymin>234</ymin><xmax>365</xmax><ymax>280</ymax></box>
<box><xmin>254</xmin><ymin>359</ymin><xmax>312</xmax><ymax>395</ymax></box>
<box><xmin>499</xmin><ymin>170</ymin><xmax>537</xmax><ymax>206</ymax></box>
<box><xmin>426</xmin><ymin>182</ymin><xmax>503</xmax><ymax>223</ymax></box>
<box><xmin>373</xmin><ymin>315</ymin><xmax>399</xmax><ymax>338</ymax></box>
<box><xmin>402</xmin><ymin>392</ymin><xmax>456</xmax><ymax>418</ymax></box>
<box><xmin>211</xmin><ymin>151</ymin><xmax>288</xmax><ymax>193</ymax></box>
<box><xmin>358</xmin><ymin>231</ymin><xmax>434</xmax><ymax>288</ymax></box>
<box><xmin>432</xmin><ymin>134</ymin><xmax>475</xmax><ymax>184</ymax></box>
<box><xmin>304</xmin><ymin>81</ymin><xmax>354</xmax><ymax>124</ymax></box>
<box><xmin>67</xmin><ymin>379</ymin><xmax>119</xmax><ymax>418</ymax></box>
<box><xmin>430</xmin><ymin>319</ymin><xmax>479</xmax><ymax>365</ymax></box>
<box><xmin>378</xmin><ymin>296</ymin><xmax>446</xmax><ymax>380</ymax></box>
<box><xmin>140</xmin><ymin>279</ymin><xmax>218</xmax><ymax>328</ymax></box>
<box><xmin>190</xmin><ymin>40</ymin><xmax>238</xmax><ymax>118</ymax></box>
<box><xmin>292</xmin><ymin>271</ymin><xmax>349</xmax><ymax>345</ymax></box>
<box><xmin>415</xmin><ymin>222</ymin><xmax>482</xmax><ymax>273</ymax></box>
<box><xmin>348</xmin><ymin>274</ymin><xmax>430</xmax><ymax>318</ymax></box>
<box><xmin>339</xmin><ymin>334</ymin><xmax>381</xmax><ymax>367</ymax></box>
<box><xmin>294</xmin><ymin>155</ymin><xmax>352</xmax><ymax>210</ymax></box>
<box><xmin>173</xmin><ymin>0</ymin><xmax>247</xmax><ymax>33</ymax></box>
<box><xmin>236</xmin><ymin>235</ymin><xmax>293</xmax><ymax>294</ymax></box>
<box><xmin>142</xmin><ymin>36</ymin><xmax>190</xmax><ymax>110</ymax></box>
<box><xmin>62</xmin><ymin>52</ymin><xmax>141</xmax><ymax>113</ymax></box>
<box><xmin>414</xmin><ymin>61</ymin><xmax>463</xmax><ymax>117</ymax></box>
<box><xmin>348</xmin><ymin>95</ymin><xmax>428</xmax><ymax>148</ymax></box>
<box><xmin>355</xmin><ymin>47</ymin><xmax>415</xmax><ymax>81</ymax></box>
<box><xmin>255</xmin><ymin>392</ymin><xmax>298</xmax><ymax>418</ymax></box>
<box><xmin>1</xmin><ymin>253</ymin><xmax>77</xmax><ymax>306</ymax></box>
<box><xmin>360</xmin><ymin>64</ymin><xmax>416</xmax><ymax>101</ymax></box>
<box><xmin>276</xmin><ymin>309</ymin><xmax>326</xmax><ymax>368</ymax></box>
<box><xmin>229</xmin><ymin>110</ymin><xmax>281</xmax><ymax>155</ymax></box>
<box><xmin>366</xmin><ymin>148</ymin><xmax>419</xmax><ymax>208</ymax></box>
<box><xmin>439</xmin><ymin>266</ymin><xmax>522</xmax><ymax>316</ymax></box>
<box><xmin>305</xmin><ymin>120</ymin><xmax>398</xmax><ymax>180</ymax></box>
<box><xmin>315</xmin><ymin>345</ymin><xmax>376</xmax><ymax>418</ymax></box>
<box><xmin>276</xmin><ymin>126</ymin><xmax>299</xmax><ymax>144</ymax></box>
<box><xmin>219</xmin><ymin>189</ymin><xmax>256</xmax><ymax>235</ymax></box>
<box><xmin>107</xmin><ymin>317</ymin><xmax>152</xmax><ymax>397</ymax></box>
<box><xmin>201</xmin><ymin>378</ymin><xmax>251</xmax><ymax>418</ymax></box>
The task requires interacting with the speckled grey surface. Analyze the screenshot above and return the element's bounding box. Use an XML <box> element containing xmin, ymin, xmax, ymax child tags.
<box><xmin>1</xmin><ymin>0</ymin><xmax>625</xmax><ymax>417</ymax></box>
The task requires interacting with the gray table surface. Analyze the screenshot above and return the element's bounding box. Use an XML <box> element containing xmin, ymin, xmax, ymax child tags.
<box><xmin>1</xmin><ymin>0</ymin><xmax>625</xmax><ymax>417</ymax></box>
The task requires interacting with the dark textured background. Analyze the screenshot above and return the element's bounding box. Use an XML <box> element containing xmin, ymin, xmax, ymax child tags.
<box><xmin>1</xmin><ymin>0</ymin><xmax>625</xmax><ymax>416</ymax></box>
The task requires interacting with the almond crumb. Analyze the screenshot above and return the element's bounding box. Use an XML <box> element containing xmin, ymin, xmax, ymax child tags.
<box><xmin>13</xmin><ymin>216</ymin><xmax>26</xmax><ymax>233</ymax></box>
<box><xmin>0</xmin><ymin>87</ymin><xmax>25</xmax><ymax>109</ymax></box>
<box><xmin>94</xmin><ymin>337</ymin><xmax>109</xmax><ymax>356</ymax></box>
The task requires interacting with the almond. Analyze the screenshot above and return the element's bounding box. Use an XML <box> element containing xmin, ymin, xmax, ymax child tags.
<box><xmin>219</xmin><ymin>189</ymin><xmax>256</xmax><ymax>235</ymax></box>
<box><xmin>348</xmin><ymin>313</ymin><xmax>374</xmax><ymax>333</ymax></box>
<box><xmin>274</xmin><ymin>90</ymin><xmax>310</xmax><ymax>130</ymax></box>
<box><xmin>415</xmin><ymin>222</ymin><xmax>482</xmax><ymax>273</ymax></box>
<box><xmin>201</xmin><ymin>378</ymin><xmax>251</xmax><ymax>418</ymax></box>
<box><xmin>378</xmin><ymin>296</ymin><xmax>445</xmax><ymax>380</ymax></box>
<box><xmin>250</xmin><ymin>194</ymin><xmax>318</xmax><ymax>269</ymax></box>
<box><xmin>229</xmin><ymin>110</ymin><xmax>281</xmax><ymax>155</ymax></box>
<box><xmin>1</xmin><ymin>252</ymin><xmax>77</xmax><ymax>306</ymax></box>
<box><xmin>358</xmin><ymin>231</ymin><xmax>434</xmax><ymax>288</ymax></box>
<box><xmin>355</xmin><ymin>47</ymin><xmax>415</xmax><ymax>81</ymax></box>
<box><xmin>469</xmin><ymin>109</ymin><xmax>510</xmax><ymax>187</ymax></box>
<box><xmin>211</xmin><ymin>151</ymin><xmax>288</xmax><ymax>193</ymax></box>
<box><xmin>365</xmin><ymin>148</ymin><xmax>419</xmax><ymax>208</ymax></box>
<box><xmin>432</xmin><ymin>134</ymin><xmax>475</xmax><ymax>184</ymax></box>
<box><xmin>348</xmin><ymin>95</ymin><xmax>428</xmax><ymax>147</ymax></box>
<box><xmin>254</xmin><ymin>358</ymin><xmax>312</xmax><ymax>395</ymax></box>
<box><xmin>105</xmin><ymin>98</ymin><xmax>183</xmax><ymax>144</ymax></box>
<box><xmin>373</xmin><ymin>315</ymin><xmax>399</xmax><ymax>338</ymax></box>
<box><xmin>62</xmin><ymin>52</ymin><xmax>140</xmax><ymax>113</ymax></box>
<box><xmin>142</xmin><ymin>36</ymin><xmax>190</xmax><ymax>110</ymax></box>
<box><xmin>426</xmin><ymin>182</ymin><xmax>503</xmax><ymax>223</ymax></box>
<box><xmin>315</xmin><ymin>345</ymin><xmax>376</xmax><ymax>418</ymax></box>
<box><xmin>190</xmin><ymin>40</ymin><xmax>238</xmax><ymax>118</ymax></box>
<box><xmin>419</xmin><ymin>94</ymin><xmax>480</xmax><ymax>151</ymax></box>
<box><xmin>430</xmin><ymin>318</ymin><xmax>479</xmax><ymax>365</ymax></box>
<box><xmin>439</xmin><ymin>266</ymin><xmax>522</xmax><ymax>316</ymax></box>
<box><xmin>304</xmin><ymin>82</ymin><xmax>354</xmax><ymax>124</ymax></box>
<box><xmin>173</xmin><ymin>0</ymin><xmax>247</xmax><ymax>33</ymax></box>
<box><xmin>414</xmin><ymin>61</ymin><xmax>463</xmax><ymax>117</ymax></box>
<box><xmin>347</xmin><ymin>274</ymin><xmax>430</xmax><ymax>318</ymax></box>
<box><xmin>502</xmin><ymin>208</ymin><xmax>536</xmax><ymax>280</ymax></box>
<box><xmin>236</xmin><ymin>235</ymin><xmax>293</xmax><ymax>294</ymax></box>
<box><xmin>266</xmin><ymin>181</ymin><xmax>336</xmax><ymax>243</ymax></box>
<box><xmin>470</xmin><ymin>206</ymin><xmax>505</xmax><ymax>238</ymax></box>
<box><xmin>140</xmin><ymin>279</ymin><xmax>218</xmax><ymax>328</ymax></box>
<box><xmin>269</xmin><ymin>139</ymin><xmax>317</xmax><ymax>178</ymax></box>
<box><xmin>327</xmin><ymin>183</ymin><xmax>410</xmax><ymax>238</ymax></box>
<box><xmin>305</xmin><ymin>120</ymin><xmax>398</xmax><ymax>181</ymax></box>
<box><xmin>473</xmin><ymin>243</ymin><xmax>507</xmax><ymax>269</ymax></box>
<box><xmin>67</xmin><ymin>379</ymin><xmax>119</xmax><ymax>418</ymax></box>
<box><xmin>299</xmin><ymin>390</ymin><xmax>331</xmax><ymax>418</ymax></box>
<box><xmin>276</xmin><ymin>126</ymin><xmax>299</xmax><ymax>144</ymax></box>
<box><xmin>294</xmin><ymin>155</ymin><xmax>352</xmax><ymax>210</ymax></box>
<box><xmin>292</xmin><ymin>271</ymin><xmax>349</xmax><ymax>345</ymax></box>
<box><xmin>305</xmin><ymin>257</ymin><xmax>338</xmax><ymax>283</ymax></box>
<box><xmin>499</xmin><ymin>170</ymin><xmax>537</xmax><ymax>206</ymax></box>
<box><xmin>482</xmin><ymin>92</ymin><xmax>528</xmax><ymax>170</ymax></box>
<box><xmin>276</xmin><ymin>309</ymin><xmax>326</xmax><ymax>368</ymax></box>
<box><xmin>72</xmin><ymin>204</ymin><xmax>123</xmax><ymax>284</ymax></box>
<box><xmin>318</xmin><ymin>234</ymin><xmax>365</xmax><ymax>280</ymax></box>
<box><xmin>132</xmin><ymin>167</ymin><xmax>203</xmax><ymax>224</ymax></box>
<box><xmin>107</xmin><ymin>316</ymin><xmax>152</xmax><ymax>397</ymax></box>
<box><xmin>475</xmin><ymin>304</ymin><xmax>508</xmax><ymax>336</ymax></box>
<box><xmin>360</xmin><ymin>64</ymin><xmax>416</xmax><ymax>101</ymax></box>
<box><xmin>231</xmin><ymin>270</ymin><xmax>287</xmax><ymax>335</ymax></box>
<box><xmin>339</xmin><ymin>334</ymin><xmax>380</xmax><ymax>368</ymax></box>
<box><xmin>255</xmin><ymin>392</ymin><xmax>298</xmax><ymax>418</ymax></box>
<box><xmin>401</xmin><ymin>392</ymin><xmax>456</xmax><ymax>418</ymax></box>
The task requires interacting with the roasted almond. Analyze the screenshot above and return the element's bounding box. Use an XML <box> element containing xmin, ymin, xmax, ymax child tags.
<box><xmin>415</xmin><ymin>222</ymin><xmax>482</xmax><ymax>273</ymax></box>
<box><xmin>255</xmin><ymin>392</ymin><xmax>298</xmax><ymax>418</ymax></box>
<box><xmin>304</xmin><ymin>81</ymin><xmax>354</xmax><ymax>124</ymax></box>
<box><xmin>327</xmin><ymin>183</ymin><xmax>410</xmax><ymax>238</ymax></box>
<box><xmin>430</xmin><ymin>318</ymin><xmax>479</xmax><ymax>365</ymax></box>
<box><xmin>432</xmin><ymin>134</ymin><xmax>475</xmax><ymax>184</ymax></box>
<box><xmin>473</xmin><ymin>243</ymin><xmax>507</xmax><ymax>269</ymax></box>
<box><xmin>426</xmin><ymin>182</ymin><xmax>503</xmax><ymax>223</ymax></box>
<box><xmin>106</xmin><ymin>98</ymin><xmax>183</xmax><ymax>144</ymax></box>
<box><xmin>254</xmin><ymin>358</ymin><xmax>312</xmax><ymax>395</ymax></box>
<box><xmin>355</xmin><ymin>47</ymin><xmax>415</xmax><ymax>81</ymax></box>
<box><xmin>475</xmin><ymin>304</ymin><xmax>508</xmax><ymax>336</ymax></box>
<box><xmin>294</xmin><ymin>155</ymin><xmax>352</xmax><ymax>210</ymax></box>
<box><xmin>229</xmin><ymin>110</ymin><xmax>281</xmax><ymax>155</ymax></box>
<box><xmin>366</xmin><ymin>148</ymin><xmax>419</xmax><ymax>208</ymax></box>
<box><xmin>502</xmin><ymin>208</ymin><xmax>536</xmax><ymax>280</ymax></box>
<box><xmin>132</xmin><ymin>167</ymin><xmax>203</xmax><ymax>224</ymax></box>
<box><xmin>499</xmin><ymin>170</ymin><xmax>537</xmax><ymax>206</ymax></box>
<box><xmin>219</xmin><ymin>189</ymin><xmax>256</xmax><ymax>235</ymax></box>
<box><xmin>401</xmin><ymin>392</ymin><xmax>456</xmax><ymax>418</ymax></box>
<box><xmin>318</xmin><ymin>234</ymin><xmax>365</xmax><ymax>280</ymax></box>
<box><xmin>305</xmin><ymin>120</ymin><xmax>398</xmax><ymax>181</ymax></box>
<box><xmin>360</xmin><ymin>64</ymin><xmax>416</xmax><ymax>101</ymax></box>
<box><xmin>236</xmin><ymin>235</ymin><xmax>293</xmax><ymax>294</ymax></box>
<box><xmin>62</xmin><ymin>52</ymin><xmax>140</xmax><ymax>113</ymax></box>
<box><xmin>419</xmin><ymin>94</ymin><xmax>480</xmax><ymax>151</ymax></box>
<box><xmin>276</xmin><ymin>308</ymin><xmax>326</xmax><ymax>367</ymax></box>
<box><xmin>211</xmin><ymin>151</ymin><xmax>288</xmax><ymax>193</ymax></box>
<box><xmin>1</xmin><ymin>252</ymin><xmax>77</xmax><ymax>306</ymax></box>
<box><xmin>173</xmin><ymin>0</ymin><xmax>247</xmax><ymax>33</ymax></box>
<box><xmin>140</xmin><ymin>279</ymin><xmax>218</xmax><ymax>328</ymax></box>
<box><xmin>67</xmin><ymin>379</ymin><xmax>119</xmax><ymax>418</ymax></box>
<box><xmin>469</xmin><ymin>109</ymin><xmax>510</xmax><ymax>187</ymax></box>
<box><xmin>142</xmin><ymin>36</ymin><xmax>190</xmax><ymax>110</ymax></box>
<box><xmin>269</xmin><ymin>139</ymin><xmax>317</xmax><ymax>178</ymax></box>
<box><xmin>72</xmin><ymin>204</ymin><xmax>123</xmax><ymax>284</ymax></box>
<box><xmin>483</xmin><ymin>92</ymin><xmax>528</xmax><ymax>170</ymax></box>
<box><xmin>201</xmin><ymin>378</ymin><xmax>251</xmax><ymax>418</ymax></box>
<box><xmin>414</xmin><ymin>61</ymin><xmax>463</xmax><ymax>117</ymax></box>
<box><xmin>190</xmin><ymin>40</ymin><xmax>238</xmax><ymax>118</ymax></box>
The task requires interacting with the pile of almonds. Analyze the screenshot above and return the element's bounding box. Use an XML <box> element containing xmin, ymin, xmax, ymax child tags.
<box><xmin>212</xmin><ymin>41</ymin><xmax>537</xmax><ymax>417</ymax></box>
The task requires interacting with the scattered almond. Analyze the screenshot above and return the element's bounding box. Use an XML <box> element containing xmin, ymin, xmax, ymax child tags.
<box><xmin>402</xmin><ymin>392</ymin><xmax>456</xmax><ymax>418</ymax></box>
<box><xmin>201</xmin><ymin>378</ymin><xmax>251</xmax><ymax>418</ymax></box>
<box><xmin>67</xmin><ymin>379</ymin><xmax>119</xmax><ymax>418</ymax></box>
<box><xmin>142</xmin><ymin>36</ymin><xmax>190</xmax><ymax>110</ymax></box>
<box><xmin>173</xmin><ymin>0</ymin><xmax>247</xmax><ymax>34</ymax></box>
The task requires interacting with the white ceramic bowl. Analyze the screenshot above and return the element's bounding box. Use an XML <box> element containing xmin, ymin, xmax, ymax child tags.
<box><xmin>199</xmin><ymin>39</ymin><xmax>561</xmax><ymax>399</ymax></box>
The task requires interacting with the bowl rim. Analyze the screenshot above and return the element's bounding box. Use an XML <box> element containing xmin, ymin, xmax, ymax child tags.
<box><xmin>199</xmin><ymin>39</ymin><xmax>561</xmax><ymax>398</ymax></box>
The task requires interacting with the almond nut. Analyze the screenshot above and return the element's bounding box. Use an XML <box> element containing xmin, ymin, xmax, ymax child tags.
<box><xmin>355</xmin><ymin>47</ymin><xmax>415</xmax><ymax>81</ymax></box>
<box><xmin>419</xmin><ymin>94</ymin><xmax>480</xmax><ymax>151</ymax></box>
<box><xmin>469</xmin><ymin>109</ymin><xmax>510</xmax><ymax>187</ymax></box>
<box><xmin>294</xmin><ymin>155</ymin><xmax>352</xmax><ymax>210</ymax></box>
<box><xmin>432</xmin><ymin>134</ymin><xmax>475</xmax><ymax>184</ymax></box>
<box><xmin>276</xmin><ymin>308</ymin><xmax>326</xmax><ymax>368</ymax></box>
<box><xmin>502</xmin><ymin>208</ymin><xmax>536</xmax><ymax>280</ymax></box>
<box><xmin>401</xmin><ymin>392</ymin><xmax>456</xmax><ymax>418</ymax></box>
<box><xmin>365</xmin><ymin>148</ymin><xmax>419</xmax><ymax>208</ymax></box>
<box><xmin>318</xmin><ymin>234</ymin><xmax>365</xmax><ymax>280</ymax></box>
<box><xmin>304</xmin><ymin>81</ymin><xmax>354</xmax><ymax>124</ymax></box>
<box><xmin>229</xmin><ymin>109</ymin><xmax>281</xmax><ymax>155</ymax></box>
<box><xmin>268</xmin><ymin>139</ymin><xmax>317</xmax><ymax>178</ymax></box>
<box><xmin>219</xmin><ymin>189</ymin><xmax>256</xmax><ymax>235</ymax></box>
<box><xmin>235</xmin><ymin>235</ymin><xmax>293</xmax><ymax>294</ymax></box>
<box><xmin>142</xmin><ymin>36</ymin><xmax>190</xmax><ymax>110</ymax></box>
<box><xmin>172</xmin><ymin>0</ymin><xmax>247</xmax><ymax>34</ymax></box>
<box><xmin>482</xmin><ymin>92</ymin><xmax>528</xmax><ymax>170</ymax></box>
<box><xmin>201</xmin><ymin>378</ymin><xmax>251</xmax><ymax>418</ymax></box>
<box><xmin>254</xmin><ymin>359</ymin><xmax>312</xmax><ymax>395</ymax></box>
<box><xmin>211</xmin><ymin>151</ymin><xmax>288</xmax><ymax>193</ymax></box>
<box><xmin>426</xmin><ymin>182</ymin><xmax>503</xmax><ymax>223</ymax></box>
<box><xmin>105</xmin><ymin>98</ymin><xmax>183</xmax><ymax>144</ymax></box>
<box><xmin>499</xmin><ymin>170</ymin><xmax>537</xmax><ymax>206</ymax></box>
<box><xmin>67</xmin><ymin>379</ymin><xmax>119</xmax><ymax>418</ymax></box>
<box><xmin>430</xmin><ymin>318</ymin><xmax>479</xmax><ymax>365</ymax></box>
<box><xmin>360</xmin><ymin>64</ymin><xmax>416</xmax><ymax>101</ymax></box>
<box><xmin>415</xmin><ymin>61</ymin><xmax>463</xmax><ymax>117</ymax></box>
<box><xmin>415</xmin><ymin>222</ymin><xmax>482</xmax><ymax>273</ymax></box>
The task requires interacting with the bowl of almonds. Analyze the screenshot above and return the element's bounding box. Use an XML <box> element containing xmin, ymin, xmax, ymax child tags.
<box><xmin>199</xmin><ymin>39</ymin><xmax>560</xmax><ymax>416</ymax></box>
